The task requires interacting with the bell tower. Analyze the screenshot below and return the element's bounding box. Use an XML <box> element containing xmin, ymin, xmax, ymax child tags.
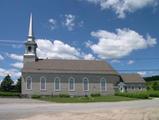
<box><xmin>24</xmin><ymin>13</ymin><xmax>38</xmax><ymax>63</ymax></box>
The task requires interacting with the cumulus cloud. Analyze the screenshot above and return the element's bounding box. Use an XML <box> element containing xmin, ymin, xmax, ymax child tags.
<box><xmin>7</xmin><ymin>53</ymin><xmax>23</xmax><ymax>61</ymax></box>
<box><xmin>48</xmin><ymin>18</ymin><xmax>57</xmax><ymax>30</ymax></box>
<box><xmin>0</xmin><ymin>68</ymin><xmax>21</xmax><ymax>78</ymax></box>
<box><xmin>89</xmin><ymin>28</ymin><xmax>157</xmax><ymax>59</ymax></box>
<box><xmin>137</xmin><ymin>71</ymin><xmax>159</xmax><ymax>77</ymax></box>
<box><xmin>63</xmin><ymin>14</ymin><xmax>76</xmax><ymax>31</ymax></box>
<box><xmin>111</xmin><ymin>59</ymin><xmax>120</xmax><ymax>63</ymax></box>
<box><xmin>11</xmin><ymin>62</ymin><xmax>23</xmax><ymax>69</ymax></box>
<box><xmin>84</xmin><ymin>0</ymin><xmax>158</xmax><ymax>18</ymax></box>
<box><xmin>128</xmin><ymin>60</ymin><xmax>134</xmax><ymax>65</ymax></box>
<box><xmin>85</xmin><ymin>40</ymin><xmax>93</xmax><ymax>48</ymax></box>
<box><xmin>36</xmin><ymin>39</ymin><xmax>81</xmax><ymax>59</ymax></box>
<box><xmin>0</xmin><ymin>54</ymin><xmax>4</xmax><ymax>60</ymax></box>
<box><xmin>83</xmin><ymin>53</ymin><xmax>95</xmax><ymax>60</ymax></box>
<box><xmin>48</xmin><ymin>14</ymin><xmax>83</xmax><ymax>31</ymax></box>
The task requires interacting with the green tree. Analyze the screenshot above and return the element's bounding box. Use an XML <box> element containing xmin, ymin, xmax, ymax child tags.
<box><xmin>15</xmin><ymin>77</ymin><xmax>21</xmax><ymax>92</ymax></box>
<box><xmin>152</xmin><ymin>82</ymin><xmax>159</xmax><ymax>90</ymax></box>
<box><xmin>0</xmin><ymin>75</ymin><xmax>14</xmax><ymax>92</ymax></box>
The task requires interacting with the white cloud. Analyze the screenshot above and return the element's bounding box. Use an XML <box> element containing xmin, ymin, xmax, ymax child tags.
<box><xmin>85</xmin><ymin>40</ymin><xmax>93</xmax><ymax>48</ymax></box>
<box><xmin>63</xmin><ymin>14</ymin><xmax>76</xmax><ymax>31</ymax></box>
<box><xmin>90</xmin><ymin>28</ymin><xmax>157</xmax><ymax>59</ymax></box>
<box><xmin>111</xmin><ymin>59</ymin><xmax>120</xmax><ymax>63</ymax></box>
<box><xmin>48</xmin><ymin>18</ymin><xmax>57</xmax><ymax>30</ymax></box>
<box><xmin>7</xmin><ymin>53</ymin><xmax>23</xmax><ymax>61</ymax></box>
<box><xmin>11</xmin><ymin>62</ymin><xmax>23</xmax><ymax>69</ymax></box>
<box><xmin>0</xmin><ymin>68</ymin><xmax>21</xmax><ymax>79</ymax></box>
<box><xmin>128</xmin><ymin>60</ymin><xmax>134</xmax><ymax>65</ymax></box>
<box><xmin>36</xmin><ymin>39</ymin><xmax>81</xmax><ymax>59</ymax></box>
<box><xmin>137</xmin><ymin>71</ymin><xmax>147</xmax><ymax>77</ymax></box>
<box><xmin>0</xmin><ymin>54</ymin><xmax>4</xmax><ymax>60</ymax></box>
<box><xmin>84</xmin><ymin>0</ymin><xmax>158</xmax><ymax>18</ymax></box>
<box><xmin>83</xmin><ymin>53</ymin><xmax>95</xmax><ymax>60</ymax></box>
<box><xmin>137</xmin><ymin>71</ymin><xmax>159</xmax><ymax>77</ymax></box>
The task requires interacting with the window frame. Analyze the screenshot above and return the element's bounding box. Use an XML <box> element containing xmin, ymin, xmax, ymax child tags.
<box><xmin>40</xmin><ymin>76</ymin><xmax>47</xmax><ymax>91</ymax></box>
<box><xmin>54</xmin><ymin>77</ymin><xmax>61</xmax><ymax>91</ymax></box>
<box><xmin>26</xmin><ymin>76</ymin><xmax>32</xmax><ymax>90</ymax></box>
<box><xmin>68</xmin><ymin>77</ymin><xmax>75</xmax><ymax>91</ymax></box>
<box><xmin>83</xmin><ymin>77</ymin><xmax>89</xmax><ymax>91</ymax></box>
<box><xmin>100</xmin><ymin>78</ymin><xmax>107</xmax><ymax>92</ymax></box>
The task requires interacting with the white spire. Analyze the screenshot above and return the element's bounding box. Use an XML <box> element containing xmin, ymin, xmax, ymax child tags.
<box><xmin>28</xmin><ymin>13</ymin><xmax>34</xmax><ymax>41</ymax></box>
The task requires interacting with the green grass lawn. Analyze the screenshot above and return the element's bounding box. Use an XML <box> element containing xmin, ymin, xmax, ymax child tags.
<box><xmin>34</xmin><ymin>95</ymin><xmax>139</xmax><ymax>103</ymax></box>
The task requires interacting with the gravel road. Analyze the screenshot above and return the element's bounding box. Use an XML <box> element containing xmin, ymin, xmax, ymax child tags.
<box><xmin>0</xmin><ymin>98</ymin><xmax>159</xmax><ymax>120</ymax></box>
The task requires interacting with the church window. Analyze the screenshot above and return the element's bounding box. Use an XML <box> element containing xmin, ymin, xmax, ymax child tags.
<box><xmin>28</xmin><ymin>46</ymin><xmax>32</xmax><ymax>52</ymax></box>
<box><xmin>68</xmin><ymin>77</ymin><xmax>75</xmax><ymax>91</ymax></box>
<box><xmin>40</xmin><ymin>77</ymin><xmax>46</xmax><ymax>90</ymax></box>
<box><xmin>26</xmin><ymin>76</ymin><xmax>32</xmax><ymax>90</ymax></box>
<box><xmin>54</xmin><ymin>77</ymin><xmax>60</xmax><ymax>91</ymax></box>
<box><xmin>83</xmin><ymin>77</ymin><xmax>89</xmax><ymax>91</ymax></box>
<box><xmin>100</xmin><ymin>78</ymin><xmax>107</xmax><ymax>91</ymax></box>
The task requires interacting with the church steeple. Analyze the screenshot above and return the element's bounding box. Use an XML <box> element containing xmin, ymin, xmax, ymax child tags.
<box><xmin>24</xmin><ymin>13</ymin><xmax>38</xmax><ymax>63</ymax></box>
<box><xmin>28</xmin><ymin>13</ymin><xmax>34</xmax><ymax>41</ymax></box>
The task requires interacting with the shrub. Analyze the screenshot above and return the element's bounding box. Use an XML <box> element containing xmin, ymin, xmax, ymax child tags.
<box><xmin>91</xmin><ymin>93</ymin><xmax>101</xmax><ymax>97</ymax></box>
<box><xmin>0</xmin><ymin>91</ymin><xmax>20</xmax><ymax>97</ymax></box>
<box><xmin>152</xmin><ymin>82</ymin><xmax>159</xmax><ymax>90</ymax></box>
<box><xmin>32</xmin><ymin>95</ymin><xmax>41</xmax><ymax>99</ymax></box>
<box><xmin>148</xmin><ymin>91</ymin><xmax>159</xmax><ymax>97</ymax></box>
<box><xmin>59</xmin><ymin>94</ymin><xmax>70</xmax><ymax>98</ymax></box>
<box><xmin>115</xmin><ymin>92</ymin><xmax>149</xmax><ymax>99</ymax></box>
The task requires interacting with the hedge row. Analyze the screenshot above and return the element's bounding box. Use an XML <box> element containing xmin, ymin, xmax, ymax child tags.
<box><xmin>115</xmin><ymin>92</ymin><xmax>149</xmax><ymax>99</ymax></box>
<box><xmin>148</xmin><ymin>91</ymin><xmax>159</xmax><ymax>97</ymax></box>
<box><xmin>0</xmin><ymin>92</ymin><xmax>20</xmax><ymax>97</ymax></box>
<box><xmin>32</xmin><ymin>93</ymin><xmax>102</xmax><ymax>98</ymax></box>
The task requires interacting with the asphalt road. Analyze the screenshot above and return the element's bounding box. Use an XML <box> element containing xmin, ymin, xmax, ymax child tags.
<box><xmin>0</xmin><ymin>98</ymin><xmax>159</xmax><ymax>120</ymax></box>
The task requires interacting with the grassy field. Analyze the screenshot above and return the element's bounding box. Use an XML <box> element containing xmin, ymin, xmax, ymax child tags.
<box><xmin>33</xmin><ymin>95</ymin><xmax>138</xmax><ymax>103</ymax></box>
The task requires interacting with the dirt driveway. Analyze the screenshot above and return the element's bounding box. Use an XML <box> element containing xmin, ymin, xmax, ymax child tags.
<box><xmin>0</xmin><ymin>98</ymin><xmax>159</xmax><ymax>120</ymax></box>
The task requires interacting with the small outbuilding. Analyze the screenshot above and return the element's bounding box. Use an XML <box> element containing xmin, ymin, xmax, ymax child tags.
<box><xmin>118</xmin><ymin>74</ymin><xmax>146</xmax><ymax>92</ymax></box>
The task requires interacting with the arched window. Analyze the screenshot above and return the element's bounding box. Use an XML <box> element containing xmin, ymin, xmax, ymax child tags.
<box><xmin>40</xmin><ymin>76</ymin><xmax>46</xmax><ymax>90</ymax></box>
<box><xmin>68</xmin><ymin>77</ymin><xmax>75</xmax><ymax>91</ymax></box>
<box><xmin>26</xmin><ymin>76</ymin><xmax>32</xmax><ymax>90</ymax></box>
<box><xmin>83</xmin><ymin>77</ymin><xmax>89</xmax><ymax>91</ymax></box>
<box><xmin>54</xmin><ymin>77</ymin><xmax>61</xmax><ymax>91</ymax></box>
<box><xmin>28</xmin><ymin>46</ymin><xmax>32</xmax><ymax>52</ymax></box>
<box><xmin>100</xmin><ymin>78</ymin><xmax>107</xmax><ymax>91</ymax></box>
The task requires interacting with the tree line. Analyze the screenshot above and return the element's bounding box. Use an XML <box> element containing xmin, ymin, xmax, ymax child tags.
<box><xmin>0</xmin><ymin>75</ymin><xmax>21</xmax><ymax>93</ymax></box>
<box><xmin>144</xmin><ymin>75</ymin><xmax>159</xmax><ymax>91</ymax></box>
<box><xmin>144</xmin><ymin>75</ymin><xmax>159</xmax><ymax>82</ymax></box>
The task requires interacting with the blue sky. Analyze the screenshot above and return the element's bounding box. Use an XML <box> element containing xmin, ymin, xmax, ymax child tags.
<box><xmin>0</xmin><ymin>0</ymin><xmax>159</xmax><ymax>81</ymax></box>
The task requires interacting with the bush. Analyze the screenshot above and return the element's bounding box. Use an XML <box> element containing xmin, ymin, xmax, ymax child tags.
<box><xmin>32</xmin><ymin>95</ymin><xmax>41</xmax><ymax>99</ymax></box>
<box><xmin>59</xmin><ymin>94</ymin><xmax>70</xmax><ymax>98</ymax></box>
<box><xmin>148</xmin><ymin>91</ymin><xmax>159</xmax><ymax>97</ymax></box>
<box><xmin>0</xmin><ymin>91</ymin><xmax>20</xmax><ymax>97</ymax></box>
<box><xmin>78</xmin><ymin>96</ymin><xmax>95</xmax><ymax>102</ymax></box>
<box><xmin>91</xmin><ymin>93</ymin><xmax>101</xmax><ymax>97</ymax></box>
<box><xmin>152</xmin><ymin>82</ymin><xmax>159</xmax><ymax>90</ymax></box>
<box><xmin>115</xmin><ymin>92</ymin><xmax>149</xmax><ymax>99</ymax></box>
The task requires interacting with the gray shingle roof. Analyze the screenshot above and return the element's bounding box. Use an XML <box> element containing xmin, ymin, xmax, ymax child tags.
<box><xmin>121</xmin><ymin>74</ymin><xmax>145</xmax><ymax>83</ymax></box>
<box><xmin>22</xmin><ymin>59</ymin><xmax>118</xmax><ymax>75</ymax></box>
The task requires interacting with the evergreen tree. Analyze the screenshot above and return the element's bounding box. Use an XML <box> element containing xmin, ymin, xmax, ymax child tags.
<box><xmin>152</xmin><ymin>82</ymin><xmax>159</xmax><ymax>90</ymax></box>
<box><xmin>15</xmin><ymin>77</ymin><xmax>21</xmax><ymax>92</ymax></box>
<box><xmin>0</xmin><ymin>75</ymin><xmax>14</xmax><ymax>92</ymax></box>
